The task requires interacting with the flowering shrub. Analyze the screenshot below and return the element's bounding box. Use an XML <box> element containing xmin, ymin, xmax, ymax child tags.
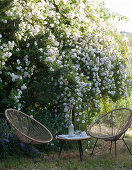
<box><xmin>0</xmin><ymin>0</ymin><xmax>130</xmax><ymax>135</ymax></box>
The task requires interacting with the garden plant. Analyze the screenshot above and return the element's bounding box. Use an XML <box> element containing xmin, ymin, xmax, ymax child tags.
<box><xmin>0</xmin><ymin>0</ymin><xmax>131</xmax><ymax>162</ymax></box>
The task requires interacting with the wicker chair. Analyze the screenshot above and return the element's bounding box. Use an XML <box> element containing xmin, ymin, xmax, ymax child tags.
<box><xmin>5</xmin><ymin>108</ymin><xmax>53</xmax><ymax>159</ymax></box>
<box><xmin>88</xmin><ymin>108</ymin><xmax>132</xmax><ymax>156</ymax></box>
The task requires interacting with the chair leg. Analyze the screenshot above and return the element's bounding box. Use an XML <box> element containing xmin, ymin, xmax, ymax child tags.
<box><xmin>109</xmin><ymin>141</ymin><xmax>112</xmax><ymax>153</ymax></box>
<box><xmin>80</xmin><ymin>141</ymin><xmax>83</xmax><ymax>156</ymax></box>
<box><xmin>59</xmin><ymin>140</ymin><xmax>64</xmax><ymax>157</ymax></box>
<box><xmin>78</xmin><ymin>140</ymin><xmax>83</xmax><ymax>161</ymax></box>
<box><xmin>114</xmin><ymin>141</ymin><xmax>117</xmax><ymax>156</ymax></box>
<box><xmin>90</xmin><ymin>139</ymin><xmax>98</xmax><ymax>156</ymax></box>
<box><xmin>122</xmin><ymin>138</ymin><xmax>132</xmax><ymax>155</ymax></box>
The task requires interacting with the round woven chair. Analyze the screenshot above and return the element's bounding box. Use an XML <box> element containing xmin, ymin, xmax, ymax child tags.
<box><xmin>88</xmin><ymin>108</ymin><xmax>132</xmax><ymax>156</ymax></box>
<box><xmin>5</xmin><ymin>108</ymin><xmax>53</xmax><ymax>160</ymax></box>
<box><xmin>5</xmin><ymin>109</ymin><xmax>53</xmax><ymax>144</ymax></box>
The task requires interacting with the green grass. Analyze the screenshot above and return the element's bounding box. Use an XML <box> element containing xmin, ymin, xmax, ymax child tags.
<box><xmin>0</xmin><ymin>139</ymin><xmax>132</xmax><ymax>170</ymax></box>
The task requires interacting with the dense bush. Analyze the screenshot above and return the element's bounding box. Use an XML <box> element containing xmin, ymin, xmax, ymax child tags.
<box><xmin>0</xmin><ymin>0</ymin><xmax>130</xmax><ymax>140</ymax></box>
<box><xmin>0</xmin><ymin>116</ymin><xmax>19</xmax><ymax>157</ymax></box>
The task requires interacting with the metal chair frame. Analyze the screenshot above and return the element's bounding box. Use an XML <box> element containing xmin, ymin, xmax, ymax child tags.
<box><xmin>89</xmin><ymin>108</ymin><xmax>132</xmax><ymax>156</ymax></box>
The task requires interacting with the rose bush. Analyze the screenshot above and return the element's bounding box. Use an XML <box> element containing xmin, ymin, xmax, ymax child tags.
<box><xmin>0</xmin><ymin>0</ymin><xmax>130</xmax><ymax>136</ymax></box>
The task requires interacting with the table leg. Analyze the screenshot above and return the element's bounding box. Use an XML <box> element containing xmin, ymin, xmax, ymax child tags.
<box><xmin>80</xmin><ymin>141</ymin><xmax>83</xmax><ymax>156</ymax></box>
<box><xmin>109</xmin><ymin>141</ymin><xmax>112</xmax><ymax>153</ymax></box>
<box><xmin>78</xmin><ymin>140</ymin><xmax>83</xmax><ymax>161</ymax></box>
<box><xmin>59</xmin><ymin>140</ymin><xmax>64</xmax><ymax>157</ymax></box>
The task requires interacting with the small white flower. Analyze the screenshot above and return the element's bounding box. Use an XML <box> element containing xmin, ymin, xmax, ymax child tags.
<box><xmin>17</xmin><ymin>59</ymin><xmax>20</xmax><ymax>64</ymax></box>
<box><xmin>76</xmin><ymin>118</ymin><xmax>80</xmax><ymax>122</ymax></box>
<box><xmin>75</xmin><ymin>113</ymin><xmax>77</xmax><ymax>116</ymax></box>
<box><xmin>50</xmin><ymin>67</ymin><xmax>54</xmax><ymax>71</ymax></box>
<box><xmin>6</xmin><ymin>10</ymin><xmax>13</xmax><ymax>16</ymax></box>
<box><xmin>39</xmin><ymin>48</ymin><xmax>43</xmax><ymax>52</ymax></box>
<box><xmin>60</xmin><ymin>81</ymin><xmax>63</xmax><ymax>85</ymax></box>
<box><xmin>44</xmin><ymin>21</ymin><xmax>47</xmax><ymax>24</ymax></box>
<box><xmin>50</xmin><ymin>24</ymin><xmax>54</xmax><ymax>27</ymax></box>
<box><xmin>16</xmin><ymin>48</ymin><xmax>20</xmax><ymax>52</ymax></box>
<box><xmin>34</xmin><ymin>41</ymin><xmax>37</xmax><ymax>46</ymax></box>
<box><xmin>85</xmin><ymin>149</ymin><xmax>88</xmax><ymax>152</ymax></box>
<box><xmin>65</xmin><ymin>114</ymin><xmax>69</xmax><ymax>118</ymax></box>
<box><xmin>3</xmin><ymin>20</ymin><xmax>7</xmax><ymax>23</ymax></box>
<box><xmin>79</xmin><ymin>112</ymin><xmax>82</xmax><ymax>115</ymax></box>
<box><xmin>82</xmin><ymin>120</ymin><xmax>85</xmax><ymax>123</ymax></box>
<box><xmin>26</xmin><ymin>43</ymin><xmax>30</xmax><ymax>47</ymax></box>
<box><xmin>21</xmin><ymin>84</ymin><xmax>27</xmax><ymax>90</ymax></box>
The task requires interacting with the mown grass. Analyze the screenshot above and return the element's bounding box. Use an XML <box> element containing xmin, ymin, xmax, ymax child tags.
<box><xmin>0</xmin><ymin>139</ymin><xmax>131</xmax><ymax>170</ymax></box>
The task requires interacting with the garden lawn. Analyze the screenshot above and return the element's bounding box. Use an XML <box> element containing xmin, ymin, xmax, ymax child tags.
<box><xmin>0</xmin><ymin>138</ymin><xmax>131</xmax><ymax>170</ymax></box>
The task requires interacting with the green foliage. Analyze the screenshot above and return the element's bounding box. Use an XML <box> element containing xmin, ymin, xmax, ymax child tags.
<box><xmin>0</xmin><ymin>0</ymin><xmax>20</xmax><ymax>41</ymax></box>
<box><xmin>0</xmin><ymin>116</ymin><xmax>16</xmax><ymax>157</ymax></box>
<box><xmin>0</xmin><ymin>0</ymin><xmax>130</xmax><ymax>151</ymax></box>
<box><xmin>0</xmin><ymin>0</ymin><xmax>20</xmax><ymax>114</ymax></box>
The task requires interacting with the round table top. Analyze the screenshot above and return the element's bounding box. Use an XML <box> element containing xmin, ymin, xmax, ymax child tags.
<box><xmin>56</xmin><ymin>135</ymin><xmax>91</xmax><ymax>141</ymax></box>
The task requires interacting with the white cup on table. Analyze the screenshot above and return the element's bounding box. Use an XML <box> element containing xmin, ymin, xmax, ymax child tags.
<box><xmin>81</xmin><ymin>131</ymin><xmax>87</xmax><ymax>137</ymax></box>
